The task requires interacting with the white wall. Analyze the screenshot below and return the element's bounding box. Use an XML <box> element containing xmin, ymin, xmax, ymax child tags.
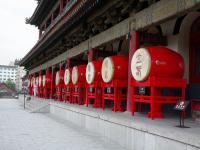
<box><xmin>161</xmin><ymin>12</ymin><xmax>200</xmax><ymax>83</ymax></box>
<box><xmin>178</xmin><ymin>12</ymin><xmax>200</xmax><ymax>83</ymax></box>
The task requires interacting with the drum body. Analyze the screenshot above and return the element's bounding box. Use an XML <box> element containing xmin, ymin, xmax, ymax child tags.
<box><xmin>55</xmin><ymin>69</ymin><xmax>65</xmax><ymax>87</ymax></box>
<box><xmin>39</xmin><ymin>75</ymin><xmax>43</xmax><ymax>88</ymax></box>
<box><xmin>131</xmin><ymin>47</ymin><xmax>184</xmax><ymax>82</ymax></box>
<box><xmin>72</xmin><ymin>65</ymin><xmax>86</xmax><ymax>85</ymax></box>
<box><xmin>35</xmin><ymin>77</ymin><xmax>39</xmax><ymax>86</ymax></box>
<box><xmin>45</xmin><ymin>71</ymin><xmax>52</xmax><ymax>88</ymax></box>
<box><xmin>86</xmin><ymin>60</ymin><xmax>103</xmax><ymax>84</ymax></box>
<box><xmin>101</xmin><ymin>56</ymin><xmax>129</xmax><ymax>83</ymax></box>
<box><xmin>64</xmin><ymin>68</ymin><xmax>71</xmax><ymax>86</ymax></box>
<box><xmin>42</xmin><ymin>75</ymin><xmax>46</xmax><ymax>87</ymax></box>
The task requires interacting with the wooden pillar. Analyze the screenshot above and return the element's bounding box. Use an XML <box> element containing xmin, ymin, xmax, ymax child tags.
<box><xmin>51</xmin><ymin>13</ymin><xmax>54</xmax><ymax>23</ymax></box>
<box><xmin>45</xmin><ymin>67</ymin><xmax>48</xmax><ymax>98</ymax></box>
<box><xmin>127</xmin><ymin>31</ymin><xmax>140</xmax><ymax>111</ymax></box>
<box><xmin>28</xmin><ymin>74</ymin><xmax>31</xmax><ymax>95</ymax></box>
<box><xmin>88</xmin><ymin>49</ymin><xmax>96</xmax><ymax>62</ymax></box>
<box><xmin>33</xmin><ymin>73</ymin><xmax>36</xmax><ymax>96</ymax></box>
<box><xmin>50</xmin><ymin>66</ymin><xmax>55</xmax><ymax>99</ymax></box>
<box><xmin>67</xmin><ymin>59</ymin><xmax>71</xmax><ymax>68</ymax></box>
<box><xmin>60</xmin><ymin>0</ymin><xmax>64</xmax><ymax>13</ymax></box>
<box><xmin>59</xmin><ymin>63</ymin><xmax>62</xmax><ymax>71</ymax></box>
<box><xmin>39</xmin><ymin>68</ymin><xmax>42</xmax><ymax>97</ymax></box>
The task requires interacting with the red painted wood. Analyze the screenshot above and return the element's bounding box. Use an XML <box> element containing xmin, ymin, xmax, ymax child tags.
<box><xmin>86</xmin><ymin>60</ymin><xmax>103</xmax><ymax>108</ymax></box>
<box><xmin>50</xmin><ymin>66</ymin><xmax>55</xmax><ymax>99</ymax></box>
<box><xmin>101</xmin><ymin>80</ymin><xmax>127</xmax><ymax>112</ymax></box>
<box><xmin>88</xmin><ymin>48</ymin><xmax>96</xmax><ymax>62</ymax></box>
<box><xmin>131</xmin><ymin>77</ymin><xmax>186</xmax><ymax>119</ymax></box>
<box><xmin>127</xmin><ymin>32</ymin><xmax>140</xmax><ymax>111</ymax></box>
<box><xmin>55</xmin><ymin>66</ymin><xmax>65</xmax><ymax>101</ymax></box>
<box><xmin>86</xmin><ymin>50</ymin><xmax>103</xmax><ymax>108</ymax></box>
<box><xmin>62</xmin><ymin>59</ymin><xmax>72</xmax><ymax>102</ymax></box>
<box><xmin>71</xmin><ymin>65</ymin><xmax>86</xmax><ymax>105</ymax></box>
<box><xmin>43</xmin><ymin>68</ymin><xmax>53</xmax><ymax>99</ymax></box>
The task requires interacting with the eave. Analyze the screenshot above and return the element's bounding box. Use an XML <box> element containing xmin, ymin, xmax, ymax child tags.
<box><xmin>20</xmin><ymin>0</ymin><xmax>102</xmax><ymax>68</ymax></box>
<box><xmin>28</xmin><ymin>0</ymin><xmax>57</xmax><ymax>26</ymax></box>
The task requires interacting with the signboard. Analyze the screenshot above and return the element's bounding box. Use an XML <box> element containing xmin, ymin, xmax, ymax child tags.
<box><xmin>174</xmin><ymin>101</ymin><xmax>189</xmax><ymax>111</ymax></box>
<box><xmin>174</xmin><ymin>100</ymin><xmax>190</xmax><ymax>128</ymax></box>
<box><xmin>138</xmin><ymin>87</ymin><xmax>150</xmax><ymax>95</ymax></box>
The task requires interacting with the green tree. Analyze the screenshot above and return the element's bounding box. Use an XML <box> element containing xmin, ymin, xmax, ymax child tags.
<box><xmin>5</xmin><ymin>79</ymin><xmax>16</xmax><ymax>91</ymax></box>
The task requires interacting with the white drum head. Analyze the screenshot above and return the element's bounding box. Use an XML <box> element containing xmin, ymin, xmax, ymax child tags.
<box><xmin>131</xmin><ymin>48</ymin><xmax>151</xmax><ymax>81</ymax></box>
<box><xmin>42</xmin><ymin>75</ymin><xmax>46</xmax><ymax>87</ymax></box>
<box><xmin>72</xmin><ymin>66</ymin><xmax>78</xmax><ymax>85</ymax></box>
<box><xmin>36</xmin><ymin>77</ymin><xmax>39</xmax><ymax>86</ymax></box>
<box><xmin>101</xmin><ymin>57</ymin><xmax>114</xmax><ymax>83</ymax></box>
<box><xmin>31</xmin><ymin>78</ymin><xmax>34</xmax><ymax>86</ymax></box>
<box><xmin>55</xmin><ymin>71</ymin><xmax>60</xmax><ymax>86</ymax></box>
<box><xmin>39</xmin><ymin>76</ymin><xmax>42</xmax><ymax>86</ymax></box>
<box><xmin>86</xmin><ymin>62</ymin><xmax>95</xmax><ymax>84</ymax></box>
<box><xmin>64</xmin><ymin>69</ymin><xmax>70</xmax><ymax>85</ymax></box>
<box><xmin>28</xmin><ymin>79</ymin><xmax>30</xmax><ymax>87</ymax></box>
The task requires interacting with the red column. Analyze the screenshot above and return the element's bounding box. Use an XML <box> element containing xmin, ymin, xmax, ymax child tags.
<box><xmin>29</xmin><ymin>74</ymin><xmax>32</xmax><ymax>96</ymax></box>
<box><xmin>127</xmin><ymin>31</ymin><xmax>140</xmax><ymax>111</ymax></box>
<box><xmin>33</xmin><ymin>73</ymin><xmax>36</xmax><ymax>96</ymax></box>
<box><xmin>67</xmin><ymin>59</ymin><xmax>71</xmax><ymax>68</ymax></box>
<box><xmin>39</xmin><ymin>69</ymin><xmax>42</xmax><ymax>97</ymax></box>
<box><xmin>44</xmin><ymin>68</ymin><xmax>48</xmax><ymax>98</ymax></box>
<box><xmin>88</xmin><ymin>49</ymin><xmax>96</xmax><ymax>62</ymax></box>
<box><xmin>50</xmin><ymin>66</ymin><xmax>55</xmax><ymax>99</ymax></box>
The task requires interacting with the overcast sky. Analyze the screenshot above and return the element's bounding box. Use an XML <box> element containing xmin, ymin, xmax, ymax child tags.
<box><xmin>0</xmin><ymin>0</ymin><xmax>38</xmax><ymax>65</ymax></box>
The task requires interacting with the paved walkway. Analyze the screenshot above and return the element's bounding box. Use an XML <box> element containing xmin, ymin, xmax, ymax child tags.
<box><xmin>0</xmin><ymin>99</ymin><xmax>126</xmax><ymax>150</ymax></box>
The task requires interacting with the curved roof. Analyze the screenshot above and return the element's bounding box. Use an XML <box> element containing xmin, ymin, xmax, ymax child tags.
<box><xmin>28</xmin><ymin>0</ymin><xmax>57</xmax><ymax>26</ymax></box>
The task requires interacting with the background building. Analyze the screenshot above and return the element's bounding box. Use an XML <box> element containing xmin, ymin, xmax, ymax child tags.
<box><xmin>15</xmin><ymin>66</ymin><xmax>26</xmax><ymax>92</ymax></box>
<box><xmin>14</xmin><ymin>59</ymin><xmax>27</xmax><ymax>92</ymax></box>
<box><xmin>0</xmin><ymin>60</ymin><xmax>26</xmax><ymax>92</ymax></box>
<box><xmin>0</xmin><ymin>83</ymin><xmax>16</xmax><ymax>98</ymax></box>
<box><xmin>0</xmin><ymin>65</ymin><xmax>17</xmax><ymax>83</ymax></box>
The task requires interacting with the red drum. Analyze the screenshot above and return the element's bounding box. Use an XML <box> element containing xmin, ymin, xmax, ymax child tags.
<box><xmin>31</xmin><ymin>77</ymin><xmax>35</xmax><ymax>87</ymax></box>
<box><xmin>64</xmin><ymin>68</ymin><xmax>71</xmax><ymax>85</ymax></box>
<box><xmin>101</xmin><ymin>56</ymin><xmax>129</xmax><ymax>83</ymax></box>
<box><xmin>55</xmin><ymin>70</ymin><xmax>65</xmax><ymax>86</ymax></box>
<box><xmin>35</xmin><ymin>77</ymin><xmax>39</xmax><ymax>86</ymax></box>
<box><xmin>131</xmin><ymin>47</ymin><xmax>184</xmax><ymax>82</ymax></box>
<box><xmin>86</xmin><ymin>60</ymin><xmax>103</xmax><ymax>84</ymax></box>
<box><xmin>45</xmin><ymin>71</ymin><xmax>52</xmax><ymax>88</ymax></box>
<box><xmin>42</xmin><ymin>75</ymin><xmax>46</xmax><ymax>87</ymax></box>
<box><xmin>72</xmin><ymin>65</ymin><xmax>86</xmax><ymax>85</ymax></box>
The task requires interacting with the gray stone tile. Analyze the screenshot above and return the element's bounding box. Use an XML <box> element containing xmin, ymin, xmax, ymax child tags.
<box><xmin>0</xmin><ymin>99</ymin><xmax>127</xmax><ymax>150</ymax></box>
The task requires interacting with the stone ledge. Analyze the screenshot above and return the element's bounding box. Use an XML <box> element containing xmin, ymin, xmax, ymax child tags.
<box><xmin>49</xmin><ymin>101</ymin><xmax>200</xmax><ymax>149</ymax></box>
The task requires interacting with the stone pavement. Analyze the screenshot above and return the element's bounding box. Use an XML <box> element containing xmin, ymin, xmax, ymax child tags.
<box><xmin>0</xmin><ymin>99</ymin><xmax>127</xmax><ymax>150</ymax></box>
